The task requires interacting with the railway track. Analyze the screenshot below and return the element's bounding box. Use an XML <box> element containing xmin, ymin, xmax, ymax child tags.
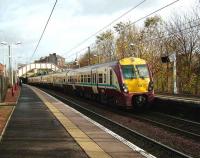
<box><xmin>126</xmin><ymin>112</ymin><xmax>200</xmax><ymax>141</ymax></box>
<box><xmin>40</xmin><ymin>87</ymin><xmax>194</xmax><ymax>158</ymax></box>
<box><xmin>151</xmin><ymin>111</ymin><xmax>200</xmax><ymax>126</ymax></box>
<box><xmin>141</xmin><ymin>112</ymin><xmax>200</xmax><ymax>136</ymax></box>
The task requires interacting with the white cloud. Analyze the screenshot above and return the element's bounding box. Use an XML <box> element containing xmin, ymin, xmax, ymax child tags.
<box><xmin>0</xmin><ymin>0</ymin><xmax>198</xmax><ymax>64</ymax></box>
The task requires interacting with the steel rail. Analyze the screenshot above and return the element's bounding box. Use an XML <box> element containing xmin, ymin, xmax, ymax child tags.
<box><xmin>127</xmin><ymin>113</ymin><xmax>200</xmax><ymax>140</ymax></box>
<box><xmin>150</xmin><ymin>112</ymin><xmax>200</xmax><ymax>126</ymax></box>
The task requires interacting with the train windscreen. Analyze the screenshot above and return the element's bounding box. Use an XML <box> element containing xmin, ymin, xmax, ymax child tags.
<box><xmin>121</xmin><ymin>65</ymin><xmax>137</xmax><ymax>79</ymax></box>
<box><xmin>135</xmin><ymin>64</ymin><xmax>149</xmax><ymax>78</ymax></box>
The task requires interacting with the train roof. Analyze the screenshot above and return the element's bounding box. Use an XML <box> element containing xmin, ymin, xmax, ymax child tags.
<box><xmin>28</xmin><ymin>57</ymin><xmax>147</xmax><ymax>78</ymax></box>
<box><xmin>71</xmin><ymin>57</ymin><xmax>147</xmax><ymax>72</ymax></box>
<box><xmin>119</xmin><ymin>57</ymin><xmax>147</xmax><ymax>65</ymax></box>
<box><xmin>73</xmin><ymin>60</ymin><xmax>118</xmax><ymax>72</ymax></box>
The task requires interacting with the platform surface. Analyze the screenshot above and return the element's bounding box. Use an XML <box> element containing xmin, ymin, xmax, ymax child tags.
<box><xmin>156</xmin><ymin>94</ymin><xmax>200</xmax><ymax>105</ymax></box>
<box><xmin>0</xmin><ymin>85</ymin><xmax>153</xmax><ymax>158</ymax></box>
<box><xmin>0</xmin><ymin>86</ymin><xmax>88</xmax><ymax>158</ymax></box>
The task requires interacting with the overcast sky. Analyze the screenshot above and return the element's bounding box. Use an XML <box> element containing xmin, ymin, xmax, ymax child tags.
<box><xmin>0</xmin><ymin>0</ymin><xmax>198</xmax><ymax>66</ymax></box>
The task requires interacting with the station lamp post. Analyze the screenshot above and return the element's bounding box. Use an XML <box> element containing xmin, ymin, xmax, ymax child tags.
<box><xmin>0</xmin><ymin>41</ymin><xmax>21</xmax><ymax>86</ymax></box>
<box><xmin>88</xmin><ymin>46</ymin><xmax>91</xmax><ymax>65</ymax></box>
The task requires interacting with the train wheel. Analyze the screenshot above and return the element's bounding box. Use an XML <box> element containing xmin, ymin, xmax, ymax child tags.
<box><xmin>133</xmin><ymin>95</ymin><xmax>147</xmax><ymax>109</ymax></box>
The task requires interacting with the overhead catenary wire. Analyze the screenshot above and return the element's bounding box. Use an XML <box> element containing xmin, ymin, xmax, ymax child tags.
<box><xmin>95</xmin><ymin>23</ymin><xmax>200</xmax><ymax>63</ymax></box>
<box><xmin>68</xmin><ymin>18</ymin><xmax>200</xmax><ymax>62</ymax></box>
<box><xmin>65</xmin><ymin>0</ymin><xmax>181</xmax><ymax>60</ymax></box>
<box><xmin>64</xmin><ymin>0</ymin><xmax>146</xmax><ymax>57</ymax></box>
<box><xmin>30</xmin><ymin>0</ymin><xmax>58</xmax><ymax>62</ymax></box>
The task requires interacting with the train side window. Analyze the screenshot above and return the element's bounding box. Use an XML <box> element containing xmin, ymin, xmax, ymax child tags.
<box><xmin>98</xmin><ymin>73</ymin><xmax>103</xmax><ymax>83</ymax></box>
<box><xmin>104</xmin><ymin>74</ymin><xmax>106</xmax><ymax>83</ymax></box>
<box><xmin>110</xmin><ymin>70</ymin><xmax>112</xmax><ymax>85</ymax></box>
<box><xmin>88</xmin><ymin>75</ymin><xmax>91</xmax><ymax>83</ymax></box>
<box><xmin>81</xmin><ymin>75</ymin><xmax>83</xmax><ymax>83</ymax></box>
<box><xmin>84</xmin><ymin>75</ymin><xmax>87</xmax><ymax>83</ymax></box>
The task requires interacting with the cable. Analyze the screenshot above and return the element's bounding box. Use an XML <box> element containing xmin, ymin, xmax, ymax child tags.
<box><xmin>70</xmin><ymin>19</ymin><xmax>200</xmax><ymax>62</ymax></box>
<box><xmin>64</xmin><ymin>0</ymin><xmax>146</xmax><ymax>56</ymax></box>
<box><xmin>129</xmin><ymin>0</ymin><xmax>180</xmax><ymax>26</ymax></box>
<box><xmin>65</xmin><ymin>0</ymin><xmax>180</xmax><ymax>59</ymax></box>
<box><xmin>156</xmin><ymin>23</ymin><xmax>200</xmax><ymax>41</ymax></box>
<box><xmin>30</xmin><ymin>0</ymin><xmax>58</xmax><ymax>61</ymax></box>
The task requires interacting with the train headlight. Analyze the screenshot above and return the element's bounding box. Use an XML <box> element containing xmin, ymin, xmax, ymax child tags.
<box><xmin>122</xmin><ymin>84</ymin><xmax>129</xmax><ymax>93</ymax></box>
<box><xmin>148</xmin><ymin>81</ymin><xmax>154</xmax><ymax>91</ymax></box>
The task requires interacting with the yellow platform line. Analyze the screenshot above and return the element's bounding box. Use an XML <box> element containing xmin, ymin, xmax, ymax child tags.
<box><xmin>31</xmin><ymin>87</ymin><xmax>111</xmax><ymax>158</ymax></box>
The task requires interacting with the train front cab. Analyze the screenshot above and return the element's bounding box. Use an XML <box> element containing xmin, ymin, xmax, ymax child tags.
<box><xmin>119</xmin><ymin>57</ymin><xmax>154</xmax><ymax>109</ymax></box>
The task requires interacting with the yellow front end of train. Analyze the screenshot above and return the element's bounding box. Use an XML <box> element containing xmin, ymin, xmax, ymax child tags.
<box><xmin>119</xmin><ymin>57</ymin><xmax>154</xmax><ymax>108</ymax></box>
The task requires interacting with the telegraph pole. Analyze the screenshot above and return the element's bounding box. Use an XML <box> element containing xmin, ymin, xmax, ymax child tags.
<box><xmin>88</xmin><ymin>46</ymin><xmax>90</xmax><ymax>65</ymax></box>
<box><xmin>172</xmin><ymin>54</ymin><xmax>177</xmax><ymax>94</ymax></box>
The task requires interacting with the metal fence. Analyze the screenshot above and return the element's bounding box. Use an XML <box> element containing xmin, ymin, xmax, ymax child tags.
<box><xmin>0</xmin><ymin>76</ymin><xmax>8</xmax><ymax>102</ymax></box>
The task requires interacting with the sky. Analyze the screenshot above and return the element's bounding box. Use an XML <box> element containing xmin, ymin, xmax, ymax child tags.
<box><xmin>0</xmin><ymin>0</ymin><xmax>199</xmax><ymax>67</ymax></box>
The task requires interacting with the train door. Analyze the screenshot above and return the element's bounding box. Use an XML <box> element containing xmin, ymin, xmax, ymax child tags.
<box><xmin>91</xmin><ymin>69</ymin><xmax>98</xmax><ymax>94</ymax></box>
<box><xmin>104</xmin><ymin>68</ymin><xmax>108</xmax><ymax>90</ymax></box>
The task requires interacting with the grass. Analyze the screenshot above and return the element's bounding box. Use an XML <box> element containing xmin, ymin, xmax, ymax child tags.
<box><xmin>0</xmin><ymin>106</ymin><xmax>13</xmax><ymax>134</ymax></box>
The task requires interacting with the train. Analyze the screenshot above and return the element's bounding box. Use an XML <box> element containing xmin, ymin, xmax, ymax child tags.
<box><xmin>28</xmin><ymin>57</ymin><xmax>154</xmax><ymax>109</ymax></box>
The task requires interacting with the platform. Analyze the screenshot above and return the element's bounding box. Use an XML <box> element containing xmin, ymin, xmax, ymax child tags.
<box><xmin>0</xmin><ymin>85</ymin><xmax>154</xmax><ymax>158</ymax></box>
<box><xmin>156</xmin><ymin>94</ymin><xmax>200</xmax><ymax>104</ymax></box>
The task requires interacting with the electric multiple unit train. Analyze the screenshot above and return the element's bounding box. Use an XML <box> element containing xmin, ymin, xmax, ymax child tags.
<box><xmin>28</xmin><ymin>57</ymin><xmax>154</xmax><ymax>109</ymax></box>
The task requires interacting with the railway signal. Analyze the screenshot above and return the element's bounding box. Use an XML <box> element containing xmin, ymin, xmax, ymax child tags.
<box><xmin>161</xmin><ymin>53</ymin><xmax>177</xmax><ymax>94</ymax></box>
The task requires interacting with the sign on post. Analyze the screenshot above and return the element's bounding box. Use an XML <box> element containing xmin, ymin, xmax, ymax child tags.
<box><xmin>161</xmin><ymin>53</ymin><xmax>177</xmax><ymax>94</ymax></box>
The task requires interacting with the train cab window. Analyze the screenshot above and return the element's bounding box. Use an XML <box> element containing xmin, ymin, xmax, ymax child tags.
<box><xmin>121</xmin><ymin>65</ymin><xmax>137</xmax><ymax>79</ymax></box>
<box><xmin>98</xmin><ymin>74</ymin><xmax>103</xmax><ymax>83</ymax></box>
<box><xmin>136</xmin><ymin>64</ymin><xmax>149</xmax><ymax>78</ymax></box>
<box><xmin>110</xmin><ymin>70</ymin><xmax>113</xmax><ymax>85</ymax></box>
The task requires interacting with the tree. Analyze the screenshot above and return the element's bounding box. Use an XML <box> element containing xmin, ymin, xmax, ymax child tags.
<box><xmin>96</xmin><ymin>30</ymin><xmax>114</xmax><ymax>63</ymax></box>
<box><xmin>166</xmin><ymin>13</ymin><xmax>200</xmax><ymax>93</ymax></box>
<box><xmin>114</xmin><ymin>21</ymin><xmax>139</xmax><ymax>59</ymax></box>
